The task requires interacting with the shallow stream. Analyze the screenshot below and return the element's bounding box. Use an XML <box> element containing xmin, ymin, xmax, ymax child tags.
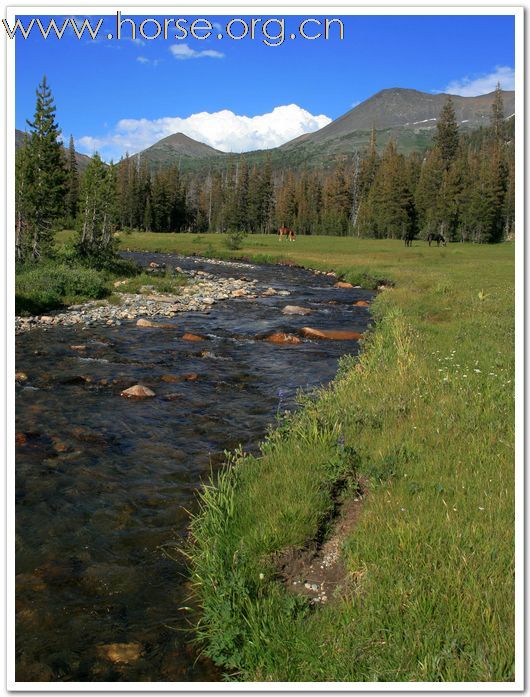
<box><xmin>15</xmin><ymin>253</ymin><xmax>373</xmax><ymax>682</ymax></box>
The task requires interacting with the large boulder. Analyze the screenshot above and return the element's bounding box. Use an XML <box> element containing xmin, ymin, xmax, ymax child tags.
<box><xmin>334</xmin><ymin>281</ymin><xmax>353</xmax><ymax>289</ymax></box>
<box><xmin>354</xmin><ymin>300</ymin><xmax>370</xmax><ymax>307</ymax></box>
<box><xmin>120</xmin><ymin>384</ymin><xmax>156</xmax><ymax>399</ymax></box>
<box><xmin>301</xmin><ymin>327</ymin><xmax>363</xmax><ymax>341</ymax></box>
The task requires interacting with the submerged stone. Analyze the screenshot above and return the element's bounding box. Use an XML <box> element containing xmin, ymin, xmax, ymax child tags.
<box><xmin>97</xmin><ymin>642</ymin><xmax>143</xmax><ymax>665</ymax></box>
<box><xmin>265</xmin><ymin>332</ymin><xmax>301</xmax><ymax>345</ymax></box>
<box><xmin>282</xmin><ymin>305</ymin><xmax>312</xmax><ymax>316</ymax></box>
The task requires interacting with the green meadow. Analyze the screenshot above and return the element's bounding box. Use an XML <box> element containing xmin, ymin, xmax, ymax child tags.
<box><xmin>58</xmin><ymin>232</ymin><xmax>516</xmax><ymax>681</ymax></box>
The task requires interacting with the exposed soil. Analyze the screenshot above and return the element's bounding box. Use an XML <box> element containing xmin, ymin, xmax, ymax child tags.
<box><xmin>276</xmin><ymin>480</ymin><xmax>366</xmax><ymax>606</ymax></box>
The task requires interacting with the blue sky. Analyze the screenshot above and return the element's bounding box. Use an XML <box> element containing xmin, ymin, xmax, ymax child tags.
<box><xmin>13</xmin><ymin>14</ymin><xmax>515</xmax><ymax>160</ymax></box>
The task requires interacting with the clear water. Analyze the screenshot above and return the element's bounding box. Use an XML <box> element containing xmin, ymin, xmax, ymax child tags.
<box><xmin>15</xmin><ymin>253</ymin><xmax>373</xmax><ymax>682</ymax></box>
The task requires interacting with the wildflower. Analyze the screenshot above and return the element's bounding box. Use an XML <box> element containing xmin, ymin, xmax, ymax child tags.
<box><xmin>474</xmin><ymin>369</ymin><xmax>481</xmax><ymax>373</ymax></box>
<box><xmin>259</xmin><ymin>573</ymin><xmax>264</xmax><ymax>580</ymax></box>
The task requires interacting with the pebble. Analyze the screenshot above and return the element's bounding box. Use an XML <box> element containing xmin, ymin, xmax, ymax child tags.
<box><xmin>15</xmin><ymin>268</ymin><xmax>260</xmax><ymax>334</ymax></box>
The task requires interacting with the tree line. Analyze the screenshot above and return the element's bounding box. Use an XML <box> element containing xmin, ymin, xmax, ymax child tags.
<box><xmin>15</xmin><ymin>77</ymin><xmax>515</xmax><ymax>266</ymax></box>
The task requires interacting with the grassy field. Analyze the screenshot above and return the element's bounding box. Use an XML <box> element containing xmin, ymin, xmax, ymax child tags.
<box><xmin>63</xmin><ymin>232</ymin><xmax>516</xmax><ymax>681</ymax></box>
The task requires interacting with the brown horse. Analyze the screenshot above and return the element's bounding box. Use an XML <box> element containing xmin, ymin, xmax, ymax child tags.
<box><xmin>278</xmin><ymin>226</ymin><xmax>296</xmax><ymax>242</ymax></box>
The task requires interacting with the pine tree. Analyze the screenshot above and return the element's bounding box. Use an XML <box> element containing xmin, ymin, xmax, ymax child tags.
<box><xmin>65</xmin><ymin>135</ymin><xmax>79</xmax><ymax>222</ymax></box>
<box><xmin>275</xmin><ymin>171</ymin><xmax>297</xmax><ymax>229</ymax></box>
<box><xmin>143</xmin><ymin>195</ymin><xmax>153</xmax><ymax>231</ymax></box>
<box><xmin>415</xmin><ymin>148</ymin><xmax>445</xmax><ymax>236</ymax></box>
<box><xmin>468</xmin><ymin>143</ymin><xmax>506</xmax><ymax>243</ymax></box>
<box><xmin>503</xmin><ymin>156</ymin><xmax>515</xmax><ymax>239</ymax></box>
<box><xmin>21</xmin><ymin>76</ymin><xmax>67</xmax><ymax>260</ymax></box>
<box><xmin>433</xmin><ymin>96</ymin><xmax>459</xmax><ymax>167</ymax></box>
<box><xmin>490</xmin><ymin>82</ymin><xmax>505</xmax><ymax>141</ymax></box>
<box><xmin>76</xmin><ymin>154</ymin><xmax>118</xmax><ymax>259</ymax></box>
<box><xmin>371</xmin><ymin>141</ymin><xmax>414</xmax><ymax>238</ymax></box>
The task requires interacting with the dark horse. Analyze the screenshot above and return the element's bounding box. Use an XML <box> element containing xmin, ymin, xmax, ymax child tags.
<box><xmin>403</xmin><ymin>231</ymin><xmax>415</xmax><ymax>247</ymax></box>
<box><xmin>427</xmin><ymin>233</ymin><xmax>447</xmax><ymax>247</ymax></box>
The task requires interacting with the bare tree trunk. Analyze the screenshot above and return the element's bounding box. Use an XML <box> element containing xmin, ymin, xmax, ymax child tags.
<box><xmin>15</xmin><ymin>211</ymin><xmax>23</xmax><ymax>262</ymax></box>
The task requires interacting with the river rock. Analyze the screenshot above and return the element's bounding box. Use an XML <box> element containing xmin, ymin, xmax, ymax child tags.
<box><xmin>163</xmin><ymin>393</ymin><xmax>182</xmax><ymax>402</ymax></box>
<box><xmin>301</xmin><ymin>327</ymin><xmax>363</xmax><ymax>341</ymax></box>
<box><xmin>143</xmin><ymin>294</ymin><xmax>175</xmax><ymax>303</ymax></box>
<box><xmin>121</xmin><ymin>384</ymin><xmax>156</xmax><ymax>399</ymax></box>
<box><xmin>71</xmin><ymin>426</ymin><xmax>107</xmax><ymax>443</ymax></box>
<box><xmin>51</xmin><ymin>436</ymin><xmax>70</xmax><ymax>453</ymax></box>
<box><xmin>70</xmin><ymin>344</ymin><xmax>87</xmax><ymax>351</ymax></box>
<box><xmin>183</xmin><ymin>372</ymin><xmax>199</xmax><ymax>381</ymax></box>
<box><xmin>265</xmin><ymin>332</ymin><xmax>301</xmax><ymax>345</ymax></box>
<box><xmin>15</xmin><ymin>432</ymin><xmax>27</xmax><ymax>446</ymax></box>
<box><xmin>182</xmin><ymin>333</ymin><xmax>206</xmax><ymax>342</ymax></box>
<box><xmin>262</xmin><ymin>287</ymin><xmax>277</xmax><ymax>296</ymax></box>
<box><xmin>231</xmin><ymin>289</ymin><xmax>247</xmax><ymax>297</ymax></box>
<box><xmin>161</xmin><ymin>374</ymin><xmax>181</xmax><ymax>383</ymax></box>
<box><xmin>136</xmin><ymin>318</ymin><xmax>173</xmax><ymax>329</ymax></box>
<box><xmin>96</xmin><ymin>642</ymin><xmax>143</xmax><ymax>665</ymax></box>
<box><xmin>282</xmin><ymin>305</ymin><xmax>312</xmax><ymax>316</ymax></box>
<box><xmin>15</xmin><ymin>371</ymin><xmax>28</xmax><ymax>382</ymax></box>
<box><xmin>335</xmin><ymin>281</ymin><xmax>353</xmax><ymax>289</ymax></box>
<box><xmin>354</xmin><ymin>300</ymin><xmax>370</xmax><ymax>307</ymax></box>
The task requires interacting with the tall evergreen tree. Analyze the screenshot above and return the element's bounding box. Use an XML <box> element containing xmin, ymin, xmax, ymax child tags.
<box><xmin>490</xmin><ymin>82</ymin><xmax>505</xmax><ymax>141</ymax></box>
<box><xmin>433</xmin><ymin>96</ymin><xmax>459</xmax><ymax>167</ymax></box>
<box><xmin>65</xmin><ymin>134</ymin><xmax>79</xmax><ymax>222</ymax></box>
<box><xmin>21</xmin><ymin>76</ymin><xmax>66</xmax><ymax>260</ymax></box>
<box><xmin>76</xmin><ymin>154</ymin><xmax>118</xmax><ymax>259</ymax></box>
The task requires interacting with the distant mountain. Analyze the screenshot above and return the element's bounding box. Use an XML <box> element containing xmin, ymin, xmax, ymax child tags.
<box><xmin>18</xmin><ymin>88</ymin><xmax>513</xmax><ymax>176</ymax></box>
<box><xmin>142</xmin><ymin>132</ymin><xmax>223</xmax><ymax>160</ymax></box>
<box><xmin>131</xmin><ymin>88</ymin><xmax>515</xmax><ymax>174</ymax></box>
<box><xmin>15</xmin><ymin>129</ymin><xmax>93</xmax><ymax>173</ymax></box>
<box><xmin>280</xmin><ymin>88</ymin><xmax>515</xmax><ymax>149</ymax></box>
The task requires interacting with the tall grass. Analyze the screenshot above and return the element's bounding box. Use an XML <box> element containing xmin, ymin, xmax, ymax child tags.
<box><xmin>15</xmin><ymin>262</ymin><xmax>110</xmax><ymax>315</ymax></box>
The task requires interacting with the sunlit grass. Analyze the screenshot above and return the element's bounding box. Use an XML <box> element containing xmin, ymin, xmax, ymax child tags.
<box><xmin>58</xmin><ymin>230</ymin><xmax>516</xmax><ymax>681</ymax></box>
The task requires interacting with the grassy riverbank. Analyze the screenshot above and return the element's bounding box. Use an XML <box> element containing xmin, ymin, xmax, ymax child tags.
<box><xmin>62</xmin><ymin>232</ymin><xmax>516</xmax><ymax>681</ymax></box>
<box><xmin>15</xmin><ymin>244</ymin><xmax>186</xmax><ymax>316</ymax></box>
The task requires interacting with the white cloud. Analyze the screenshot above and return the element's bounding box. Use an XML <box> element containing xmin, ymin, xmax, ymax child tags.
<box><xmin>137</xmin><ymin>55</ymin><xmax>160</xmax><ymax>66</ymax></box>
<box><xmin>77</xmin><ymin>104</ymin><xmax>331</xmax><ymax>160</ymax></box>
<box><xmin>443</xmin><ymin>66</ymin><xmax>515</xmax><ymax>97</ymax></box>
<box><xmin>170</xmin><ymin>43</ymin><xmax>224</xmax><ymax>60</ymax></box>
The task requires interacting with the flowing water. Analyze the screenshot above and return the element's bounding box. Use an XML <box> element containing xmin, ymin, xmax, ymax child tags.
<box><xmin>15</xmin><ymin>253</ymin><xmax>373</xmax><ymax>682</ymax></box>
